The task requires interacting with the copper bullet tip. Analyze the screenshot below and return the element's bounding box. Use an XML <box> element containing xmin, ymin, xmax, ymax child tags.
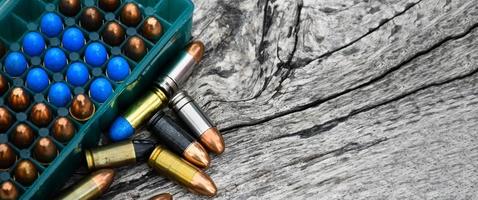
<box><xmin>30</xmin><ymin>103</ymin><xmax>53</xmax><ymax>127</ymax></box>
<box><xmin>120</xmin><ymin>2</ymin><xmax>142</xmax><ymax>26</ymax></box>
<box><xmin>0</xmin><ymin>107</ymin><xmax>13</xmax><ymax>132</ymax></box>
<box><xmin>8</xmin><ymin>87</ymin><xmax>30</xmax><ymax>111</ymax></box>
<box><xmin>186</xmin><ymin>41</ymin><xmax>205</xmax><ymax>63</ymax></box>
<box><xmin>70</xmin><ymin>94</ymin><xmax>95</xmax><ymax>121</ymax></box>
<box><xmin>33</xmin><ymin>137</ymin><xmax>58</xmax><ymax>164</ymax></box>
<box><xmin>183</xmin><ymin>142</ymin><xmax>210</xmax><ymax>168</ymax></box>
<box><xmin>150</xmin><ymin>193</ymin><xmax>173</xmax><ymax>200</ymax></box>
<box><xmin>52</xmin><ymin>117</ymin><xmax>76</xmax><ymax>142</ymax></box>
<box><xmin>59</xmin><ymin>0</ymin><xmax>81</xmax><ymax>17</ymax></box>
<box><xmin>142</xmin><ymin>16</ymin><xmax>163</xmax><ymax>41</ymax></box>
<box><xmin>0</xmin><ymin>144</ymin><xmax>16</xmax><ymax>169</ymax></box>
<box><xmin>191</xmin><ymin>170</ymin><xmax>217</xmax><ymax>197</ymax></box>
<box><xmin>81</xmin><ymin>7</ymin><xmax>103</xmax><ymax>31</ymax></box>
<box><xmin>200</xmin><ymin>127</ymin><xmax>225</xmax><ymax>155</ymax></box>
<box><xmin>12</xmin><ymin>123</ymin><xmax>35</xmax><ymax>149</ymax></box>
<box><xmin>14</xmin><ymin>160</ymin><xmax>38</xmax><ymax>186</ymax></box>
<box><xmin>124</xmin><ymin>36</ymin><xmax>147</xmax><ymax>61</ymax></box>
<box><xmin>102</xmin><ymin>21</ymin><xmax>125</xmax><ymax>46</ymax></box>
<box><xmin>0</xmin><ymin>181</ymin><xmax>18</xmax><ymax>200</ymax></box>
<box><xmin>98</xmin><ymin>0</ymin><xmax>120</xmax><ymax>12</ymax></box>
<box><xmin>0</xmin><ymin>75</ymin><xmax>8</xmax><ymax>95</ymax></box>
<box><xmin>91</xmin><ymin>169</ymin><xmax>115</xmax><ymax>194</ymax></box>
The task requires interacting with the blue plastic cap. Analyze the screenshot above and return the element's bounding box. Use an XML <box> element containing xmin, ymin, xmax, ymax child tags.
<box><xmin>85</xmin><ymin>42</ymin><xmax>108</xmax><ymax>67</ymax></box>
<box><xmin>40</xmin><ymin>13</ymin><xmax>63</xmax><ymax>37</ymax></box>
<box><xmin>106</xmin><ymin>56</ymin><xmax>130</xmax><ymax>82</ymax></box>
<box><xmin>48</xmin><ymin>82</ymin><xmax>71</xmax><ymax>107</ymax></box>
<box><xmin>45</xmin><ymin>48</ymin><xmax>67</xmax><ymax>72</ymax></box>
<box><xmin>22</xmin><ymin>32</ymin><xmax>45</xmax><ymax>56</ymax></box>
<box><xmin>26</xmin><ymin>68</ymin><xmax>49</xmax><ymax>92</ymax></box>
<box><xmin>62</xmin><ymin>27</ymin><xmax>85</xmax><ymax>52</ymax></box>
<box><xmin>89</xmin><ymin>77</ymin><xmax>112</xmax><ymax>103</ymax></box>
<box><xmin>109</xmin><ymin>116</ymin><xmax>135</xmax><ymax>141</ymax></box>
<box><xmin>4</xmin><ymin>52</ymin><xmax>28</xmax><ymax>77</ymax></box>
<box><xmin>66</xmin><ymin>62</ymin><xmax>89</xmax><ymax>86</ymax></box>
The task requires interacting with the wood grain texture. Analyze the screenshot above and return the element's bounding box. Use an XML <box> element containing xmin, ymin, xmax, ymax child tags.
<box><xmin>98</xmin><ymin>0</ymin><xmax>478</xmax><ymax>199</ymax></box>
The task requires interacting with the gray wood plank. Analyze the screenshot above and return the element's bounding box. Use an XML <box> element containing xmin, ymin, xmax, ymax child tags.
<box><xmin>98</xmin><ymin>0</ymin><xmax>478</xmax><ymax>199</ymax></box>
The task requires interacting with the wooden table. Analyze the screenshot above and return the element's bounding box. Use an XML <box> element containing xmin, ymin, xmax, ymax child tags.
<box><xmin>103</xmin><ymin>0</ymin><xmax>478</xmax><ymax>199</ymax></box>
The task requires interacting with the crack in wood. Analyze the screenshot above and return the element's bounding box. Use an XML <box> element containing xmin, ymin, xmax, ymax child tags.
<box><xmin>221</xmin><ymin>17</ymin><xmax>478</xmax><ymax>134</ymax></box>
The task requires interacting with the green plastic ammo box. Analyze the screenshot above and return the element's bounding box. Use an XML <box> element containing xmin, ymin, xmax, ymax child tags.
<box><xmin>0</xmin><ymin>0</ymin><xmax>193</xmax><ymax>199</ymax></box>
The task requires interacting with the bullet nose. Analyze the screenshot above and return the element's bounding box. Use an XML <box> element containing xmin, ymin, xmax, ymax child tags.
<box><xmin>8</xmin><ymin>87</ymin><xmax>30</xmax><ymax>111</ymax></box>
<box><xmin>30</xmin><ymin>103</ymin><xmax>53</xmax><ymax>127</ymax></box>
<box><xmin>52</xmin><ymin>117</ymin><xmax>76</xmax><ymax>142</ymax></box>
<box><xmin>11</xmin><ymin>123</ymin><xmax>35</xmax><ymax>148</ymax></box>
<box><xmin>150</xmin><ymin>193</ymin><xmax>172</xmax><ymax>200</ymax></box>
<box><xmin>191</xmin><ymin>171</ymin><xmax>217</xmax><ymax>197</ymax></box>
<box><xmin>33</xmin><ymin>137</ymin><xmax>58</xmax><ymax>163</ymax></box>
<box><xmin>200</xmin><ymin>127</ymin><xmax>225</xmax><ymax>155</ymax></box>
<box><xmin>184</xmin><ymin>142</ymin><xmax>210</xmax><ymax>168</ymax></box>
<box><xmin>0</xmin><ymin>107</ymin><xmax>13</xmax><ymax>132</ymax></box>
<box><xmin>0</xmin><ymin>181</ymin><xmax>18</xmax><ymax>200</ymax></box>
<box><xmin>14</xmin><ymin>160</ymin><xmax>38</xmax><ymax>186</ymax></box>
<box><xmin>70</xmin><ymin>94</ymin><xmax>95</xmax><ymax>121</ymax></box>
<box><xmin>0</xmin><ymin>144</ymin><xmax>16</xmax><ymax>169</ymax></box>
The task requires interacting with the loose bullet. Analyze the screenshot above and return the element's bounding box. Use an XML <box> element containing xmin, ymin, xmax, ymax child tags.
<box><xmin>0</xmin><ymin>74</ymin><xmax>8</xmax><ymax>95</ymax></box>
<box><xmin>52</xmin><ymin>117</ymin><xmax>75</xmax><ymax>143</ymax></box>
<box><xmin>11</xmin><ymin>123</ymin><xmax>35</xmax><ymax>149</ymax></box>
<box><xmin>59</xmin><ymin>0</ymin><xmax>81</xmax><ymax>17</ymax></box>
<box><xmin>57</xmin><ymin>169</ymin><xmax>115</xmax><ymax>200</ymax></box>
<box><xmin>123</xmin><ymin>36</ymin><xmax>146</xmax><ymax>61</ymax></box>
<box><xmin>99</xmin><ymin>0</ymin><xmax>120</xmax><ymax>12</ymax></box>
<box><xmin>8</xmin><ymin>87</ymin><xmax>30</xmax><ymax>111</ymax></box>
<box><xmin>171</xmin><ymin>91</ymin><xmax>225</xmax><ymax>154</ymax></box>
<box><xmin>109</xmin><ymin>41</ymin><xmax>205</xmax><ymax>142</ymax></box>
<box><xmin>0</xmin><ymin>144</ymin><xmax>15</xmax><ymax>169</ymax></box>
<box><xmin>148</xmin><ymin>146</ymin><xmax>217</xmax><ymax>197</ymax></box>
<box><xmin>148</xmin><ymin>111</ymin><xmax>210</xmax><ymax>168</ymax></box>
<box><xmin>13</xmin><ymin>160</ymin><xmax>37</xmax><ymax>186</ymax></box>
<box><xmin>0</xmin><ymin>107</ymin><xmax>12</xmax><ymax>132</ymax></box>
<box><xmin>0</xmin><ymin>181</ymin><xmax>18</xmax><ymax>200</ymax></box>
<box><xmin>120</xmin><ymin>3</ymin><xmax>142</xmax><ymax>26</ymax></box>
<box><xmin>33</xmin><ymin>137</ymin><xmax>58</xmax><ymax>164</ymax></box>
<box><xmin>85</xmin><ymin>140</ymin><xmax>156</xmax><ymax>170</ymax></box>
<box><xmin>30</xmin><ymin>103</ymin><xmax>53</xmax><ymax>127</ymax></box>
<box><xmin>70</xmin><ymin>94</ymin><xmax>95</xmax><ymax>121</ymax></box>
<box><xmin>142</xmin><ymin>16</ymin><xmax>163</xmax><ymax>41</ymax></box>
<box><xmin>102</xmin><ymin>22</ymin><xmax>125</xmax><ymax>46</ymax></box>
<box><xmin>150</xmin><ymin>193</ymin><xmax>172</xmax><ymax>200</ymax></box>
<box><xmin>81</xmin><ymin>7</ymin><xmax>103</xmax><ymax>31</ymax></box>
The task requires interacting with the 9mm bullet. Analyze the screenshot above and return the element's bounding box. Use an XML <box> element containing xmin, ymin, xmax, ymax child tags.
<box><xmin>147</xmin><ymin>111</ymin><xmax>210</xmax><ymax>168</ymax></box>
<box><xmin>57</xmin><ymin>169</ymin><xmax>115</xmax><ymax>200</ymax></box>
<box><xmin>150</xmin><ymin>193</ymin><xmax>172</xmax><ymax>200</ymax></box>
<box><xmin>170</xmin><ymin>91</ymin><xmax>225</xmax><ymax>154</ymax></box>
<box><xmin>148</xmin><ymin>145</ymin><xmax>217</xmax><ymax>197</ymax></box>
<box><xmin>85</xmin><ymin>140</ymin><xmax>156</xmax><ymax>170</ymax></box>
<box><xmin>108</xmin><ymin>41</ymin><xmax>205</xmax><ymax>142</ymax></box>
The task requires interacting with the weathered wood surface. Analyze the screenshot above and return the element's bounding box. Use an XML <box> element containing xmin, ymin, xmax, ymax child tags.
<box><xmin>99</xmin><ymin>0</ymin><xmax>478</xmax><ymax>199</ymax></box>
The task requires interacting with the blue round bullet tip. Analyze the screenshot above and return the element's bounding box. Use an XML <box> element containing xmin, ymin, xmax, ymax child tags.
<box><xmin>45</xmin><ymin>48</ymin><xmax>67</xmax><ymax>72</ymax></box>
<box><xmin>26</xmin><ymin>68</ymin><xmax>49</xmax><ymax>92</ymax></box>
<box><xmin>106</xmin><ymin>56</ymin><xmax>130</xmax><ymax>82</ymax></box>
<box><xmin>62</xmin><ymin>27</ymin><xmax>85</xmax><ymax>52</ymax></box>
<box><xmin>66</xmin><ymin>62</ymin><xmax>89</xmax><ymax>86</ymax></box>
<box><xmin>4</xmin><ymin>52</ymin><xmax>28</xmax><ymax>77</ymax></box>
<box><xmin>85</xmin><ymin>42</ymin><xmax>108</xmax><ymax>67</ymax></box>
<box><xmin>40</xmin><ymin>13</ymin><xmax>63</xmax><ymax>37</ymax></box>
<box><xmin>48</xmin><ymin>82</ymin><xmax>71</xmax><ymax>107</ymax></box>
<box><xmin>22</xmin><ymin>32</ymin><xmax>45</xmax><ymax>56</ymax></box>
<box><xmin>109</xmin><ymin>116</ymin><xmax>135</xmax><ymax>141</ymax></box>
<box><xmin>89</xmin><ymin>77</ymin><xmax>112</xmax><ymax>103</ymax></box>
